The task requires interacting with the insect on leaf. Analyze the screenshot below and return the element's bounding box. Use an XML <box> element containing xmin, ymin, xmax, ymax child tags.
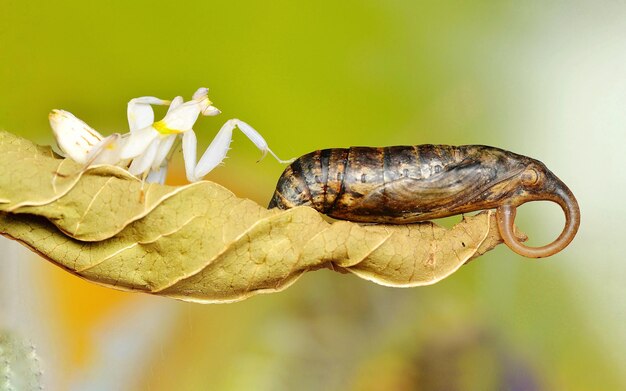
<box><xmin>0</xmin><ymin>131</ymin><xmax>520</xmax><ymax>303</ymax></box>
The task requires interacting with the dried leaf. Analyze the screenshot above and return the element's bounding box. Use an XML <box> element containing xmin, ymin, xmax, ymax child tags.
<box><xmin>0</xmin><ymin>131</ymin><xmax>514</xmax><ymax>303</ymax></box>
<box><xmin>0</xmin><ymin>130</ymin><xmax>84</xmax><ymax>211</ymax></box>
<box><xmin>302</xmin><ymin>216</ymin><xmax>505</xmax><ymax>287</ymax></box>
<box><xmin>0</xmin><ymin>130</ymin><xmax>196</xmax><ymax>241</ymax></box>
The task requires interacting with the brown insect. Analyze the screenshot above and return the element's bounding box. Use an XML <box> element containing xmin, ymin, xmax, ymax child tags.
<box><xmin>268</xmin><ymin>145</ymin><xmax>580</xmax><ymax>258</ymax></box>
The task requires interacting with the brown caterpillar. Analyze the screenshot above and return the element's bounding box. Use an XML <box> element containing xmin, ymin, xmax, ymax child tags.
<box><xmin>268</xmin><ymin>145</ymin><xmax>580</xmax><ymax>258</ymax></box>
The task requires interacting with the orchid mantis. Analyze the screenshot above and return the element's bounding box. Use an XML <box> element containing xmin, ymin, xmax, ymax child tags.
<box><xmin>49</xmin><ymin>87</ymin><xmax>291</xmax><ymax>185</ymax></box>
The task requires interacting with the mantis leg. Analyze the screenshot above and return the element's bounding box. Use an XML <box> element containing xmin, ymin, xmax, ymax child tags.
<box><xmin>146</xmin><ymin>165</ymin><xmax>168</xmax><ymax>185</ymax></box>
<box><xmin>182</xmin><ymin>119</ymin><xmax>292</xmax><ymax>182</ymax></box>
<box><xmin>84</xmin><ymin>133</ymin><xmax>124</xmax><ymax>165</ymax></box>
<box><xmin>128</xmin><ymin>138</ymin><xmax>160</xmax><ymax>176</ymax></box>
<box><xmin>120</xmin><ymin>127</ymin><xmax>158</xmax><ymax>159</ymax></box>
<box><xmin>143</xmin><ymin>135</ymin><xmax>177</xmax><ymax>184</ymax></box>
<box><xmin>127</xmin><ymin>96</ymin><xmax>171</xmax><ymax>132</ymax></box>
<box><xmin>122</xmin><ymin>96</ymin><xmax>185</xmax><ymax>160</ymax></box>
<box><xmin>53</xmin><ymin>133</ymin><xmax>123</xmax><ymax>182</ymax></box>
<box><xmin>146</xmin><ymin>137</ymin><xmax>182</xmax><ymax>184</ymax></box>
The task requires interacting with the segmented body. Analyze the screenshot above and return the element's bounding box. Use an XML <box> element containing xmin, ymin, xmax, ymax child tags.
<box><xmin>269</xmin><ymin>144</ymin><xmax>580</xmax><ymax>258</ymax></box>
<box><xmin>269</xmin><ymin>145</ymin><xmax>533</xmax><ymax>223</ymax></box>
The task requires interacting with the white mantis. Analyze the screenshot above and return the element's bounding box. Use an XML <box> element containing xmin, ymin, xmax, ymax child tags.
<box><xmin>49</xmin><ymin>87</ymin><xmax>291</xmax><ymax>184</ymax></box>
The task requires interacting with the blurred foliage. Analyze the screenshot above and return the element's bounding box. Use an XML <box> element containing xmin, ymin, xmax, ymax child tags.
<box><xmin>1</xmin><ymin>0</ymin><xmax>624</xmax><ymax>390</ymax></box>
<box><xmin>0</xmin><ymin>330</ymin><xmax>43</xmax><ymax>390</ymax></box>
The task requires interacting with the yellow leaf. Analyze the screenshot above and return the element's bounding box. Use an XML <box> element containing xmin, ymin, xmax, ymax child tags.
<box><xmin>0</xmin><ymin>130</ymin><xmax>196</xmax><ymax>241</ymax></box>
<box><xmin>0</xmin><ymin>130</ymin><xmax>85</xmax><ymax>211</ymax></box>
<box><xmin>0</xmin><ymin>131</ymin><xmax>516</xmax><ymax>303</ymax></box>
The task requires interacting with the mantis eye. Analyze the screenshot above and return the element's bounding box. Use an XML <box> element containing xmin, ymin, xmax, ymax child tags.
<box><xmin>521</xmin><ymin>167</ymin><xmax>540</xmax><ymax>187</ymax></box>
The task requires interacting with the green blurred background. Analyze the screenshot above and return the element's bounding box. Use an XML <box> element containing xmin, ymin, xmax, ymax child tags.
<box><xmin>1</xmin><ymin>1</ymin><xmax>625</xmax><ymax>390</ymax></box>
